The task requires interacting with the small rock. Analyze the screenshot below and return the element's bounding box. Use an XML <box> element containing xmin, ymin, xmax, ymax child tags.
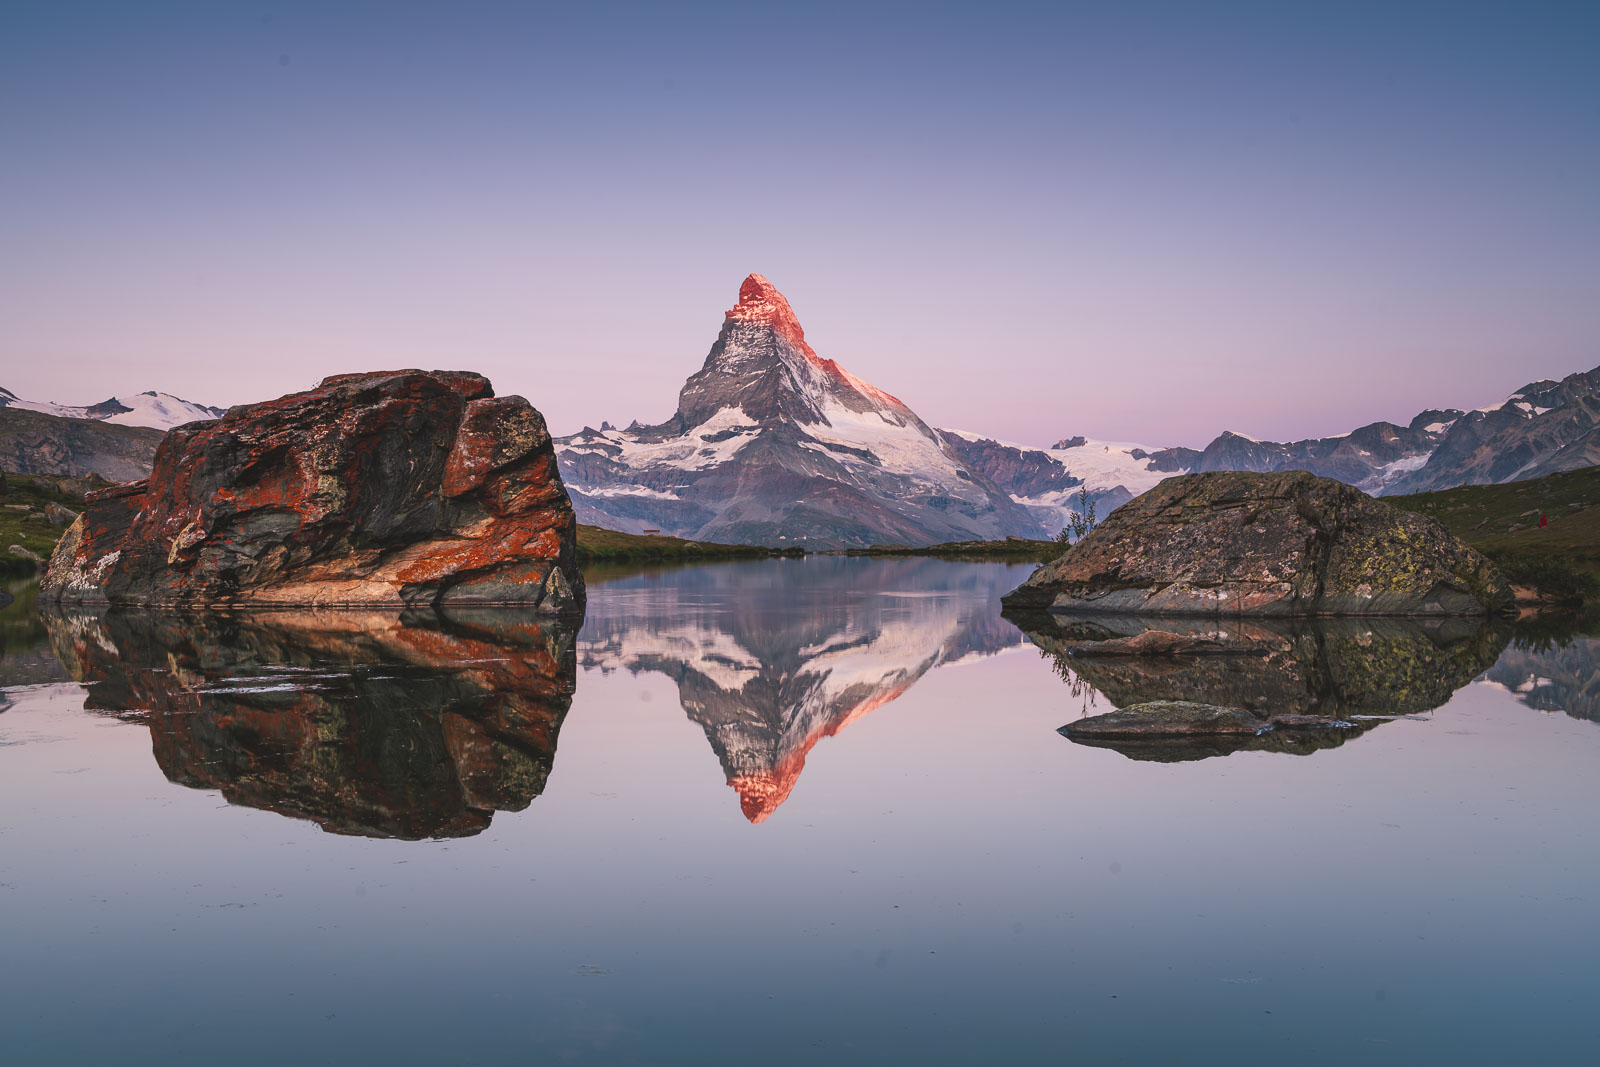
<box><xmin>1063</xmin><ymin>700</ymin><xmax>1268</xmax><ymax>738</ymax></box>
<box><xmin>44</xmin><ymin>503</ymin><xmax>79</xmax><ymax>527</ymax></box>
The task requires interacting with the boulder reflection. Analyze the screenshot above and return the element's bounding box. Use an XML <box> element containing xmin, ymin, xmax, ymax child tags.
<box><xmin>1010</xmin><ymin>613</ymin><xmax>1510</xmax><ymax>761</ymax></box>
<box><xmin>578</xmin><ymin>559</ymin><xmax>1029</xmax><ymax>821</ymax></box>
<box><xmin>43</xmin><ymin>608</ymin><xmax>578</xmax><ymax>839</ymax></box>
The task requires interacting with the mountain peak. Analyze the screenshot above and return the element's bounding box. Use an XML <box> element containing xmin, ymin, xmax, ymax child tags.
<box><xmin>727</xmin><ymin>273</ymin><xmax>809</xmax><ymax>351</ymax></box>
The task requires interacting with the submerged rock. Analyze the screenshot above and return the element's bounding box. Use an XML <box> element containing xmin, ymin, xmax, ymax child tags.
<box><xmin>1002</xmin><ymin>470</ymin><xmax>1512</xmax><ymax>616</ymax></box>
<box><xmin>1014</xmin><ymin>612</ymin><xmax>1509</xmax><ymax>761</ymax></box>
<box><xmin>1064</xmin><ymin>700</ymin><xmax>1272</xmax><ymax>736</ymax></box>
<box><xmin>42</xmin><ymin>370</ymin><xmax>583</xmax><ymax>610</ymax></box>
<box><xmin>1065</xmin><ymin>629</ymin><xmax>1270</xmax><ymax>656</ymax></box>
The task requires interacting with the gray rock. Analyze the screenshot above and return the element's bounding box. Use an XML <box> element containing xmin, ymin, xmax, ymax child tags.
<box><xmin>1003</xmin><ymin>470</ymin><xmax>1513</xmax><ymax>617</ymax></box>
<box><xmin>44</xmin><ymin>503</ymin><xmax>78</xmax><ymax>527</ymax></box>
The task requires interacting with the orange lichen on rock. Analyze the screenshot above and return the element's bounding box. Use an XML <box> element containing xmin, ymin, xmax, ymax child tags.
<box><xmin>42</xmin><ymin>370</ymin><xmax>583</xmax><ymax>611</ymax></box>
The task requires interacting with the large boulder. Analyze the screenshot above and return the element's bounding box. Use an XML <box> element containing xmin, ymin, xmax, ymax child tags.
<box><xmin>1002</xmin><ymin>470</ymin><xmax>1512</xmax><ymax>616</ymax></box>
<box><xmin>42</xmin><ymin>370</ymin><xmax>583</xmax><ymax>611</ymax></box>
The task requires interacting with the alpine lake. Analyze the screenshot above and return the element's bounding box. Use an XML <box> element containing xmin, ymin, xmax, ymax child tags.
<box><xmin>2</xmin><ymin>558</ymin><xmax>1596</xmax><ymax>1065</ymax></box>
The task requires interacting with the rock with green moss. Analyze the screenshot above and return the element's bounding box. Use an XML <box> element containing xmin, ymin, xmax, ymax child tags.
<box><xmin>1002</xmin><ymin>470</ymin><xmax>1513</xmax><ymax>616</ymax></box>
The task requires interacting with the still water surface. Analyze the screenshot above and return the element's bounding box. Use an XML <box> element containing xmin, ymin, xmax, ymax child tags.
<box><xmin>1</xmin><ymin>560</ymin><xmax>1597</xmax><ymax>1065</ymax></box>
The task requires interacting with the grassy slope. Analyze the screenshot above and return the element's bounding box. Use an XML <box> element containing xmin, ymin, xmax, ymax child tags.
<box><xmin>842</xmin><ymin>536</ymin><xmax>1065</xmax><ymax>561</ymax></box>
<box><xmin>575</xmin><ymin>523</ymin><xmax>803</xmax><ymax>563</ymax></box>
<box><xmin>0</xmin><ymin>474</ymin><xmax>94</xmax><ymax>577</ymax></box>
<box><xmin>1390</xmin><ymin>466</ymin><xmax>1600</xmax><ymax>567</ymax></box>
<box><xmin>1389</xmin><ymin>466</ymin><xmax>1600</xmax><ymax>601</ymax></box>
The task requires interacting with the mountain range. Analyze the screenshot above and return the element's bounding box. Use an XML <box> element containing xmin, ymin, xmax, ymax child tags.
<box><xmin>557</xmin><ymin>275</ymin><xmax>1600</xmax><ymax>545</ymax></box>
<box><xmin>0</xmin><ymin>387</ymin><xmax>225</xmax><ymax>430</ymax></box>
<box><xmin>3</xmin><ymin>280</ymin><xmax>1596</xmax><ymax>543</ymax></box>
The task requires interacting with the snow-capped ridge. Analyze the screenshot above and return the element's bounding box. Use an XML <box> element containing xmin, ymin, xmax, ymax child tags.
<box><xmin>0</xmin><ymin>386</ymin><xmax>224</xmax><ymax>431</ymax></box>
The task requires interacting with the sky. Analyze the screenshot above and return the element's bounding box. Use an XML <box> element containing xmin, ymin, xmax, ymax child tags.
<box><xmin>2</xmin><ymin>0</ymin><xmax>1597</xmax><ymax>448</ymax></box>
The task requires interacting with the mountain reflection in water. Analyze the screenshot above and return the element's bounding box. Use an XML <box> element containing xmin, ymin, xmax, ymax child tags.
<box><xmin>1010</xmin><ymin>612</ymin><xmax>1512</xmax><ymax>761</ymax></box>
<box><xmin>31</xmin><ymin>558</ymin><xmax>1032</xmax><ymax>835</ymax></box>
<box><xmin>578</xmin><ymin>558</ymin><xmax>1032</xmax><ymax>820</ymax></box>
<box><xmin>42</xmin><ymin>608</ymin><xmax>578</xmax><ymax>839</ymax></box>
<box><xmin>19</xmin><ymin>562</ymin><xmax>1598</xmax><ymax>838</ymax></box>
<box><xmin>1484</xmin><ymin>634</ymin><xmax>1600</xmax><ymax>722</ymax></box>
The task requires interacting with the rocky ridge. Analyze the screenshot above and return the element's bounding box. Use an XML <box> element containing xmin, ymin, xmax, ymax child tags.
<box><xmin>0</xmin><ymin>406</ymin><xmax>166</xmax><ymax>482</ymax></box>
<box><xmin>1</xmin><ymin>386</ymin><xmax>224</xmax><ymax>431</ymax></box>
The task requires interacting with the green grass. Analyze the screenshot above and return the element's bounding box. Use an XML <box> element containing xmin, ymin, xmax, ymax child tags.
<box><xmin>575</xmin><ymin>523</ymin><xmax>803</xmax><ymax>564</ymax></box>
<box><xmin>840</xmin><ymin>536</ymin><xmax>1066</xmax><ymax>562</ymax></box>
<box><xmin>0</xmin><ymin>474</ymin><xmax>96</xmax><ymax>578</ymax></box>
<box><xmin>1390</xmin><ymin>466</ymin><xmax>1600</xmax><ymax>604</ymax></box>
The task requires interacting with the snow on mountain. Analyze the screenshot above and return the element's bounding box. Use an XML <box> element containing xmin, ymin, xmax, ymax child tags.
<box><xmin>555</xmin><ymin>275</ymin><xmax>1043</xmax><ymax>548</ymax></box>
<box><xmin>0</xmin><ymin>387</ymin><xmax>224</xmax><ymax>431</ymax></box>
<box><xmin>100</xmin><ymin>392</ymin><xmax>226</xmax><ymax>430</ymax></box>
<box><xmin>937</xmin><ymin>429</ymin><xmax>1187</xmax><ymax>537</ymax></box>
<box><xmin>558</xmin><ymin>275</ymin><xmax>1600</xmax><ymax>547</ymax></box>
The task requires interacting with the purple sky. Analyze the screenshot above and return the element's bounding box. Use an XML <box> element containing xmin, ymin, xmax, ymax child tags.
<box><xmin>3</xmin><ymin>2</ymin><xmax>1597</xmax><ymax>448</ymax></box>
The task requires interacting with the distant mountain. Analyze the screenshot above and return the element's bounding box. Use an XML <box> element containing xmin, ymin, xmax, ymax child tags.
<box><xmin>0</xmin><ymin>406</ymin><xmax>165</xmax><ymax>482</ymax></box>
<box><xmin>555</xmin><ymin>276</ymin><xmax>1600</xmax><ymax>545</ymax></box>
<box><xmin>1383</xmin><ymin>368</ymin><xmax>1600</xmax><ymax>493</ymax></box>
<box><xmin>1177</xmin><ymin>366</ymin><xmax>1600</xmax><ymax>495</ymax></box>
<box><xmin>0</xmin><ymin>387</ymin><xmax>225</xmax><ymax>431</ymax></box>
<box><xmin>937</xmin><ymin>366</ymin><xmax>1600</xmax><ymax>532</ymax></box>
<box><xmin>555</xmin><ymin>275</ymin><xmax>1044</xmax><ymax>548</ymax></box>
<box><xmin>1188</xmin><ymin>413</ymin><xmax>1458</xmax><ymax>494</ymax></box>
<box><xmin>938</xmin><ymin>430</ymin><xmax>1199</xmax><ymax>539</ymax></box>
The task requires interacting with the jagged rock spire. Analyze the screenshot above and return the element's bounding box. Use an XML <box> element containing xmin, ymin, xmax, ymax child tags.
<box><xmin>725</xmin><ymin>273</ymin><xmax>811</xmax><ymax>353</ymax></box>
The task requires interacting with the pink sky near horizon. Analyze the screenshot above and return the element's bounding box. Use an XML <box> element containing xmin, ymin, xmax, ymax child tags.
<box><xmin>2</xmin><ymin>2</ymin><xmax>1596</xmax><ymax>449</ymax></box>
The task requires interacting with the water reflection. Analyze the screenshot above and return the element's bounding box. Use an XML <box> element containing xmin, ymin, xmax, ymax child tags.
<box><xmin>578</xmin><ymin>559</ymin><xmax>1030</xmax><ymax>820</ymax></box>
<box><xmin>0</xmin><ymin>579</ymin><xmax>69</xmax><ymax>697</ymax></box>
<box><xmin>17</xmin><ymin>562</ymin><xmax>1597</xmax><ymax>838</ymax></box>
<box><xmin>1010</xmin><ymin>612</ymin><xmax>1511</xmax><ymax>761</ymax></box>
<box><xmin>1484</xmin><ymin>634</ymin><xmax>1600</xmax><ymax>722</ymax></box>
<box><xmin>27</xmin><ymin>560</ymin><xmax>1029</xmax><ymax>833</ymax></box>
<box><xmin>42</xmin><ymin>608</ymin><xmax>578</xmax><ymax>839</ymax></box>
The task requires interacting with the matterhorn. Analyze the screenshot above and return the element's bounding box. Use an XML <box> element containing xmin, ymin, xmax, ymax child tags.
<box><xmin>555</xmin><ymin>274</ymin><xmax>1042</xmax><ymax>548</ymax></box>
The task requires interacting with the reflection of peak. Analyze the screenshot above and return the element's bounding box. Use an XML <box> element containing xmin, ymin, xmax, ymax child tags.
<box><xmin>1482</xmin><ymin>637</ymin><xmax>1600</xmax><ymax>723</ymax></box>
<box><xmin>728</xmin><ymin>676</ymin><xmax>915</xmax><ymax>822</ymax></box>
<box><xmin>579</xmin><ymin>558</ymin><xmax>1030</xmax><ymax>821</ymax></box>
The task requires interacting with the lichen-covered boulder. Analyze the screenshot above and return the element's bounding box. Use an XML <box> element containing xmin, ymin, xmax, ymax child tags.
<box><xmin>1002</xmin><ymin>470</ymin><xmax>1511</xmax><ymax>616</ymax></box>
<box><xmin>42</xmin><ymin>370</ymin><xmax>583</xmax><ymax>611</ymax></box>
